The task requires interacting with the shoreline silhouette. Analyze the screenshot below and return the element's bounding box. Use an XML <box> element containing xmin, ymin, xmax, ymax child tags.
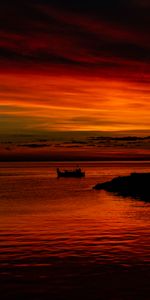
<box><xmin>93</xmin><ymin>172</ymin><xmax>150</xmax><ymax>202</ymax></box>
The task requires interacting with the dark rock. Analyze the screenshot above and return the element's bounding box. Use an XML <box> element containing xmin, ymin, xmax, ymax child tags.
<box><xmin>93</xmin><ymin>172</ymin><xmax>150</xmax><ymax>202</ymax></box>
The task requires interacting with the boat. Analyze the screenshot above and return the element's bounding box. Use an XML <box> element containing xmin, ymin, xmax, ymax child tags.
<box><xmin>56</xmin><ymin>167</ymin><xmax>85</xmax><ymax>178</ymax></box>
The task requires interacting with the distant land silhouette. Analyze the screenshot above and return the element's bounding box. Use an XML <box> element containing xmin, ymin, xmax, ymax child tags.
<box><xmin>93</xmin><ymin>173</ymin><xmax>150</xmax><ymax>202</ymax></box>
<box><xmin>1</xmin><ymin>131</ymin><xmax>150</xmax><ymax>161</ymax></box>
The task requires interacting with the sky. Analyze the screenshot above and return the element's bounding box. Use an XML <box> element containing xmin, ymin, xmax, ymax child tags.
<box><xmin>0</xmin><ymin>0</ymin><xmax>150</xmax><ymax>160</ymax></box>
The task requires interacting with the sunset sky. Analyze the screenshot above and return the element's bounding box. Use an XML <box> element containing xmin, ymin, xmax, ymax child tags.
<box><xmin>0</xmin><ymin>0</ymin><xmax>150</xmax><ymax>160</ymax></box>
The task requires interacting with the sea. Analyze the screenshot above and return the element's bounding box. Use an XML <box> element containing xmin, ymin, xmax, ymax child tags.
<box><xmin>0</xmin><ymin>161</ymin><xmax>150</xmax><ymax>300</ymax></box>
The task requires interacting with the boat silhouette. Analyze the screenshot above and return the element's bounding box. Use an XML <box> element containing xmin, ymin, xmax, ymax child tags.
<box><xmin>57</xmin><ymin>167</ymin><xmax>85</xmax><ymax>178</ymax></box>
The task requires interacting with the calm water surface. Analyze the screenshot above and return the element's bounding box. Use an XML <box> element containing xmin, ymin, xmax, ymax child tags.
<box><xmin>0</xmin><ymin>162</ymin><xmax>150</xmax><ymax>300</ymax></box>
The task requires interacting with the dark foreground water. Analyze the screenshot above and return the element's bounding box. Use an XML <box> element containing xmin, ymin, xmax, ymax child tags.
<box><xmin>0</xmin><ymin>162</ymin><xmax>150</xmax><ymax>300</ymax></box>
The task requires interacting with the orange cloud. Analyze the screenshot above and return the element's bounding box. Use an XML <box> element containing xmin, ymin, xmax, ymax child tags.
<box><xmin>0</xmin><ymin>1</ymin><xmax>149</xmax><ymax>135</ymax></box>
<box><xmin>0</xmin><ymin>71</ymin><xmax>150</xmax><ymax>133</ymax></box>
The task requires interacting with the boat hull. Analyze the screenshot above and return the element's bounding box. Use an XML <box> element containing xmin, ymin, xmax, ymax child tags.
<box><xmin>57</xmin><ymin>168</ymin><xmax>85</xmax><ymax>178</ymax></box>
